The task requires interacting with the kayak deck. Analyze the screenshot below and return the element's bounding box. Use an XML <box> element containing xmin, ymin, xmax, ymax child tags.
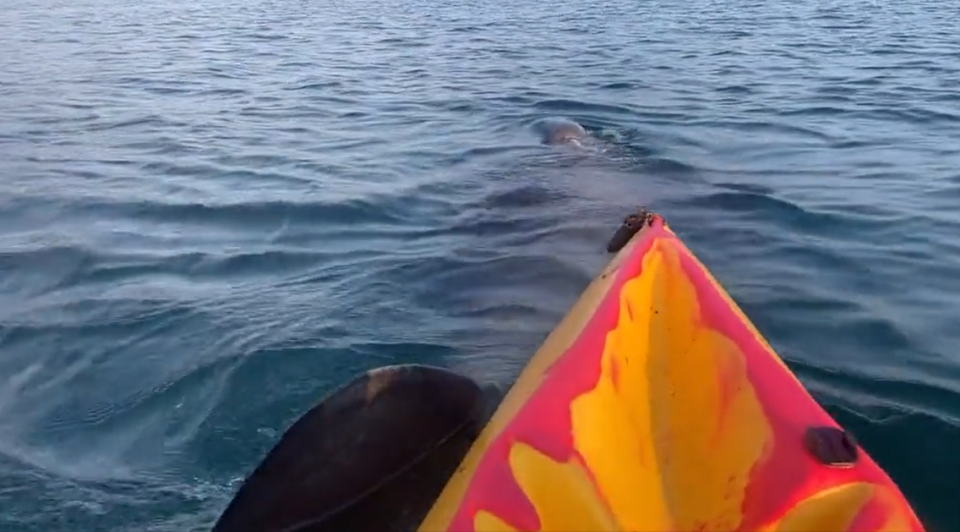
<box><xmin>418</xmin><ymin>212</ymin><xmax>923</xmax><ymax>532</ymax></box>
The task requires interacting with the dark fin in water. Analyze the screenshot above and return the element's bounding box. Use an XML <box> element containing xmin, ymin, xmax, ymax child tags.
<box><xmin>211</xmin><ymin>364</ymin><xmax>496</xmax><ymax>532</ymax></box>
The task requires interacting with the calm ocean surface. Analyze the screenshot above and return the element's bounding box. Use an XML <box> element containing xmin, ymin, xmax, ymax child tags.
<box><xmin>1</xmin><ymin>0</ymin><xmax>959</xmax><ymax>529</ymax></box>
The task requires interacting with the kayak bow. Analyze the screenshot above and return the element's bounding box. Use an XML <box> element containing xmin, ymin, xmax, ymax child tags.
<box><xmin>212</xmin><ymin>209</ymin><xmax>924</xmax><ymax>532</ymax></box>
<box><xmin>418</xmin><ymin>210</ymin><xmax>923</xmax><ymax>532</ymax></box>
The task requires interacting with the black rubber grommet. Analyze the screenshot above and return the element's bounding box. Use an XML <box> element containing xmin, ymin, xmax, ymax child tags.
<box><xmin>803</xmin><ymin>426</ymin><xmax>859</xmax><ymax>468</ymax></box>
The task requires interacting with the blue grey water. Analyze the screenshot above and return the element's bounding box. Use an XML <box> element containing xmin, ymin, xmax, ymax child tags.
<box><xmin>1</xmin><ymin>0</ymin><xmax>958</xmax><ymax>529</ymax></box>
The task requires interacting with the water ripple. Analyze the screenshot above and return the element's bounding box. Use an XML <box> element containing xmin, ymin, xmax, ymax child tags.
<box><xmin>2</xmin><ymin>0</ymin><xmax>960</xmax><ymax>529</ymax></box>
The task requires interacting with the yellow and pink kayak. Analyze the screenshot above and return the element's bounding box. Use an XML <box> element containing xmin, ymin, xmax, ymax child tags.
<box><xmin>212</xmin><ymin>209</ymin><xmax>925</xmax><ymax>532</ymax></box>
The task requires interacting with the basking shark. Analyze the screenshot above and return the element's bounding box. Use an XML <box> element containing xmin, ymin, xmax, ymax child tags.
<box><xmin>537</xmin><ymin>117</ymin><xmax>589</xmax><ymax>147</ymax></box>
